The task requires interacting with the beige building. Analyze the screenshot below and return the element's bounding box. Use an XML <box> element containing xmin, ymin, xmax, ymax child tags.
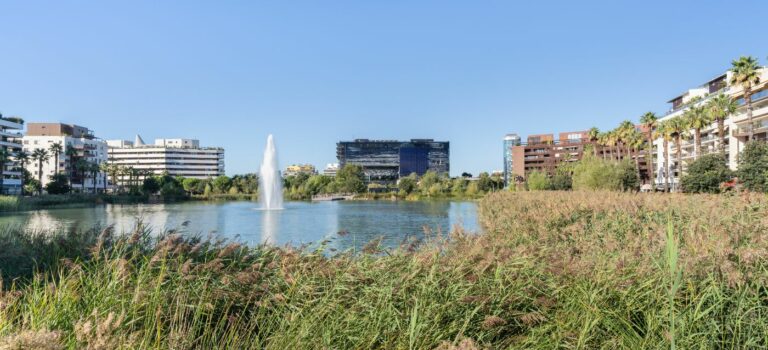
<box><xmin>107</xmin><ymin>136</ymin><xmax>225</xmax><ymax>180</ymax></box>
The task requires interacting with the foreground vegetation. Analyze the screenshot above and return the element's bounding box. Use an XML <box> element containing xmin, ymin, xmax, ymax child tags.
<box><xmin>1</xmin><ymin>191</ymin><xmax>767</xmax><ymax>348</ymax></box>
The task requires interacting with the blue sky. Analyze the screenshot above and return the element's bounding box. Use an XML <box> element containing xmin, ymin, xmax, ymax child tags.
<box><xmin>0</xmin><ymin>1</ymin><xmax>766</xmax><ymax>176</ymax></box>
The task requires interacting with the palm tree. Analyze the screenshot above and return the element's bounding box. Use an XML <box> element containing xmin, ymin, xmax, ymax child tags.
<box><xmin>48</xmin><ymin>142</ymin><xmax>63</xmax><ymax>175</ymax></box>
<box><xmin>729</xmin><ymin>56</ymin><xmax>761</xmax><ymax>141</ymax></box>
<box><xmin>685</xmin><ymin>103</ymin><xmax>711</xmax><ymax>159</ymax></box>
<box><xmin>99</xmin><ymin>161</ymin><xmax>112</xmax><ymax>194</ymax></box>
<box><xmin>15</xmin><ymin>150</ymin><xmax>29</xmax><ymax>196</ymax></box>
<box><xmin>626</xmin><ymin>129</ymin><xmax>644</xmax><ymax>182</ymax></box>
<box><xmin>73</xmin><ymin>158</ymin><xmax>90</xmax><ymax>193</ymax></box>
<box><xmin>655</xmin><ymin>122</ymin><xmax>673</xmax><ymax>192</ymax></box>
<box><xmin>617</xmin><ymin>120</ymin><xmax>636</xmax><ymax>158</ymax></box>
<box><xmin>639</xmin><ymin>112</ymin><xmax>658</xmax><ymax>186</ymax></box>
<box><xmin>65</xmin><ymin>147</ymin><xmax>79</xmax><ymax>188</ymax></box>
<box><xmin>89</xmin><ymin>161</ymin><xmax>100</xmax><ymax>194</ymax></box>
<box><xmin>0</xmin><ymin>148</ymin><xmax>8</xmax><ymax>195</ymax></box>
<box><xmin>587</xmin><ymin>127</ymin><xmax>600</xmax><ymax>156</ymax></box>
<box><xmin>30</xmin><ymin>149</ymin><xmax>50</xmax><ymax>194</ymax></box>
<box><xmin>706</xmin><ymin>93</ymin><xmax>738</xmax><ymax>153</ymax></box>
<box><xmin>667</xmin><ymin>116</ymin><xmax>689</xmax><ymax>190</ymax></box>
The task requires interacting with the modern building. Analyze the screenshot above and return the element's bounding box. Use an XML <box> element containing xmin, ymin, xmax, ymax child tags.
<box><xmin>653</xmin><ymin>66</ymin><xmax>768</xmax><ymax>190</ymax></box>
<box><xmin>336</xmin><ymin>139</ymin><xmax>449</xmax><ymax>184</ymax></box>
<box><xmin>284</xmin><ymin>164</ymin><xmax>317</xmax><ymax>177</ymax></box>
<box><xmin>107</xmin><ymin>136</ymin><xmax>225</xmax><ymax>180</ymax></box>
<box><xmin>22</xmin><ymin>123</ymin><xmax>109</xmax><ymax>193</ymax></box>
<box><xmin>508</xmin><ymin>130</ymin><xmax>650</xmax><ymax>181</ymax></box>
<box><xmin>502</xmin><ymin>134</ymin><xmax>521</xmax><ymax>187</ymax></box>
<box><xmin>0</xmin><ymin>116</ymin><xmax>25</xmax><ymax>194</ymax></box>
<box><xmin>323</xmin><ymin>163</ymin><xmax>339</xmax><ymax>177</ymax></box>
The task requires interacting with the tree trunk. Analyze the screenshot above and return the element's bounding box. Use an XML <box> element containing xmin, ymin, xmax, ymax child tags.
<box><xmin>19</xmin><ymin>161</ymin><xmax>24</xmax><ymax>196</ymax></box>
<box><xmin>663</xmin><ymin>139</ymin><xmax>670</xmax><ymax>192</ymax></box>
<box><xmin>746</xmin><ymin>89</ymin><xmax>754</xmax><ymax>141</ymax></box>
<box><xmin>695</xmin><ymin>128</ymin><xmax>701</xmax><ymax>159</ymax></box>
<box><xmin>718</xmin><ymin>118</ymin><xmax>726</xmax><ymax>154</ymax></box>
<box><xmin>647</xmin><ymin>131</ymin><xmax>654</xmax><ymax>189</ymax></box>
<box><xmin>675</xmin><ymin>136</ymin><xmax>682</xmax><ymax>191</ymax></box>
<box><xmin>37</xmin><ymin>160</ymin><xmax>43</xmax><ymax>195</ymax></box>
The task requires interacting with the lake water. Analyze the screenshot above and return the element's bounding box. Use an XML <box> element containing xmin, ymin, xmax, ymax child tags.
<box><xmin>0</xmin><ymin>201</ymin><xmax>479</xmax><ymax>251</ymax></box>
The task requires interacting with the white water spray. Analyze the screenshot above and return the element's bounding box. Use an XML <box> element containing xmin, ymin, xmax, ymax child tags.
<box><xmin>259</xmin><ymin>134</ymin><xmax>283</xmax><ymax>210</ymax></box>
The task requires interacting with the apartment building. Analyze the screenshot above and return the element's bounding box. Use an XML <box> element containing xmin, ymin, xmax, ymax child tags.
<box><xmin>502</xmin><ymin>134</ymin><xmax>521</xmax><ymax>187</ymax></box>
<box><xmin>22</xmin><ymin>123</ymin><xmax>109</xmax><ymax>192</ymax></box>
<box><xmin>323</xmin><ymin>163</ymin><xmax>339</xmax><ymax>177</ymax></box>
<box><xmin>284</xmin><ymin>164</ymin><xmax>317</xmax><ymax>177</ymax></box>
<box><xmin>107</xmin><ymin>136</ymin><xmax>225</xmax><ymax>180</ymax></box>
<box><xmin>509</xmin><ymin>130</ymin><xmax>651</xmax><ymax>181</ymax></box>
<box><xmin>654</xmin><ymin>67</ymin><xmax>768</xmax><ymax>189</ymax></box>
<box><xmin>336</xmin><ymin>139</ymin><xmax>449</xmax><ymax>184</ymax></box>
<box><xmin>0</xmin><ymin>116</ymin><xmax>25</xmax><ymax>194</ymax></box>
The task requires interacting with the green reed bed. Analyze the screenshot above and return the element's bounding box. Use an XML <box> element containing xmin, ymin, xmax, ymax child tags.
<box><xmin>1</xmin><ymin>191</ymin><xmax>768</xmax><ymax>349</ymax></box>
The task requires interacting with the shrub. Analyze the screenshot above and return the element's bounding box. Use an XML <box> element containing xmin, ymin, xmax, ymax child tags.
<box><xmin>44</xmin><ymin>174</ymin><xmax>70</xmax><ymax>195</ymax></box>
<box><xmin>681</xmin><ymin>154</ymin><xmax>734</xmax><ymax>193</ymax></box>
<box><xmin>571</xmin><ymin>153</ymin><xmax>638</xmax><ymax>191</ymax></box>
<box><xmin>737</xmin><ymin>141</ymin><xmax>768</xmax><ymax>192</ymax></box>
<box><xmin>526</xmin><ymin>171</ymin><xmax>551</xmax><ymax>191</ymax></box>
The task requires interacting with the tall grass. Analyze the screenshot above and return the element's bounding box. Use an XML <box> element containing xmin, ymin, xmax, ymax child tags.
<box><xmin>1</xmin><ymin>191</ymin><xmax>767</xmax><ymax>348</ymax></box>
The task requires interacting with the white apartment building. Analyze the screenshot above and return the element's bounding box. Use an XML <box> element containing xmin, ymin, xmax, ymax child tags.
<box><xmin>654</xmin><ymin>67</ymin><xmax>768</xmax><ymax>189</ymax></box>
<box><xmin>22</xmin><ymin>123</ymin><xmax>109</xmax><ymax>193</ymax></box>
<box><xmin>323</xmin><ymin>163</ymin><xmax>339</xmax><ymax>177</ymax></box>
<box><xmin>0</xmin><ymin>116</ymin><xmax>25</xmax><ymax>194</ymax></box>
<box><xmin>107</xmin><ymin>136</ymin><xmax>225</xmax><ymax>180</ymax></box>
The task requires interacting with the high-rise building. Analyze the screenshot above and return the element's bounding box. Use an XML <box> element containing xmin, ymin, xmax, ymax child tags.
<box><xmin>502</xmin><ymin>134</ymin><xmax>521</xmax><ymax>187</ymax></box>
<box><xmin>107</xmin><ymin>136</ymin><xmax>224</xmax><ymax>180</ymax></box>
<box><xmin>0</xmin><ymin>116</ymin><xmax>24</xmax><ymax>194</ymax></box>
<box><xmin>336</xmin><ymin>139</ymin><xmax>449</xmax><ymax>184</ymax></box>
<box><xmin>22</xmin><ymin>123</ymin><xmax>109</xmax><ymax>193</ymax></box>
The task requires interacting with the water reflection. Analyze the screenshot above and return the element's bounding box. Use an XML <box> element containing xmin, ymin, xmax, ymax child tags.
<box><xmin>0</xmin><ymin>201</ymin><xmax>479</xmax><ymax>251</ymax></box>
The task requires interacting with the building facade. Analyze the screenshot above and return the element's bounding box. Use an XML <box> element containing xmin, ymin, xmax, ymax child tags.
<box><xmin>22</xmin><ymin>123</ymin><xmax>109</xmax><ymax>193</ymax></box>
<box><xmin>323</xmin><ymin>163</ymin><xmax>339</xmax><ymax>177</ymax></box>
<box><xmin>502</xmin><ymin>134</ymin><xmax>521</xmax><ymax>187</ymax></box>
<box><xmin>653</xmin><ymin>67</ymin><xmax>768</xmax><ymax>190</ymax></box>
<box><xmin>0</xmin><ymin>117</ymin><xmax>24</xmax><ymax>194</ymax></box>
<box><xmin>107</xmin><ymin>136</ymin><xmax>225</xmax><ymax>180</ymax></box>
<box><xmin>284</xmin><ymin>164</ymin><xmax>317</xmax><ymax>177</ymax></box>
<box><xmin>336</xmin><ymin>139</ymin><xmax>449</xmax><ymax>183</ymax></box>
<box><xmin>508</xmin><ymin>130</ymin><xmax>651</xmax><ymax>181</ymax></box>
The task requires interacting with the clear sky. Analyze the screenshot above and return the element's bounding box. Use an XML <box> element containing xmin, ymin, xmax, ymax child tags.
<box><xmin>1</xmin><ymin>1</ymin><xmax>766</xmax><ymax>176</ymax></box>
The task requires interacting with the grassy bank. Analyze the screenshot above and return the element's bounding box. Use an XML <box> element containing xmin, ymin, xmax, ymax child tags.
<box><xmin>1</xmin><ymin>191</ymin><xmax>767</xmax><ymax>348</ymax></box>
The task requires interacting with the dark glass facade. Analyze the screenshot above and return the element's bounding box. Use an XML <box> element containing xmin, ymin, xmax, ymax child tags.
<box><xmin>336</xmin><ymin>139</ymin><xmax>449</xmax><ymax>183</ymax></box>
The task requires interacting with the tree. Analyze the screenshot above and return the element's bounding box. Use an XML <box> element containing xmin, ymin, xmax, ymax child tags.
<box><xmin>65</xmin><ymin>147</ymin><xmax>79</xmax><ymax>188</ymax></box>
<box><xmin>99</xmin><ymin>161</ymin><xmax>111</xmax><ymax>193</ymax></box>
<box><xmin>706</xmin><ymin>94</ymin><xmax>738</xmax><ymax>154</ymax></box>
<box><xmin>14</xmin><ymin>150</ymin><xmax>29</xmax><ymax>195</ymax></box>
<box><xmin>89</xmin><ymin>161</ymin><xmax>101</xmax><ymax>194</ymax></box>
<box><xmin>334</xmin><ymin>165</ymin><xmax>366</xmax><ymax>193</ymax></box>
<box><xmin>397</xmin><ymin>173</ymin><xmax>418</xmax><ymax>195</ymax></box>
<box><xmin>655</xmin><ymin>121</ymin><xmax>673</xmax><ymax>192</ymax></box>
<box><xmin>736</xmin><ymin>141</ymin><xmax>768</xmax><ymax>192</ymax></box>
<box><xmin>48</xmin><ymin>142</ymin><xmax>63</xmax><ymax>175</ymax></box>
<box><xmin>730</xmin><ymin>56</ymin><xmax>761</xmax><ymax>141</ymax></box>
<box><xmin>30</xmin><ymin>149</ymin><xmax>50</xmax><ymax>194</ymax></box>
<box><xmin>212</xmin><ymin>175</ymin><xmax>232</xmax><ymax>194</ymax></box>
<box><xmin>667</xmin><ymin>116</ymin><xmax>689</xmax><ymax>189</ymax></box>
<box><xmin>681</xmin><ymin>154</ymin><xmax>733</xmax><ymax>193</ymax></box>
<box><xmin>0</xmin><ymin>148</ymin><xmax>8</xmax><ymax>195</ymax></box>
<box><xmin>685</xmin><ymin>103</ymin><xmax>711</xmax><ymax>159</ymax></box>
<box><xmin>550</xmin><ymin>166</ymin><xmax>572</xmax><ymax>191</ymax></box>
<box><xmin>587</xmin><ymin>127</ymin><xmax>600</xmax><ymax>156</ymax></box>
<box><xmin>639</xmin><ymin>112</ymin><xmax>658</xmax><ymax>184</ymax></box>
<box><xmin>45</xmin><ymin>173</ymin><xmax>71</xmax><ymax>194</ymax></box>
<box><xmin>526</xmin><ymin>171</ymin><xmax>551</xmax><ymax>191</ymax></box>
<box><xmin>142</xmin><ymin>176</ymin><xmax>160</xmax><ymax>195</ymax></box>
<box><xmin>182</xmin><ymin>178</ymin><xmax>205</xmax><ymax>195</ymax></box>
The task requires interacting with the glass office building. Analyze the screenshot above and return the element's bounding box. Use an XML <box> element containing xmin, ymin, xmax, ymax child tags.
<box><xmin>336</xmin><ymin>139</ymin><xmax>449</xmax><ymax>183</ymax></box>
<box><xmin>503</xmin><ymin>134</ymin><xmax>521</xmax><ymax>187</ymax></box>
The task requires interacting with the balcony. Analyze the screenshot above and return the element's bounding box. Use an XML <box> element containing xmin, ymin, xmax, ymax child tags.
<box><xmin>732</xmin><ymin>120</ymin><xmax>768</xmax><ymax>137</ymax></box>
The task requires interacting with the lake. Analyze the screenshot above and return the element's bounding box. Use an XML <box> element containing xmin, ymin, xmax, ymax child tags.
<box><xmin>0</xmin><ymin>200</ymin><xmax>479</xmax><ymax>251</ymax></box>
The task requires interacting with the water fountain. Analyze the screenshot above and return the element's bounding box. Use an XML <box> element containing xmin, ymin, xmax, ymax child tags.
<box><xmin>259</xmin><ymin>134</ymin><xmax>284</xmax><ymax>210</ymax></box>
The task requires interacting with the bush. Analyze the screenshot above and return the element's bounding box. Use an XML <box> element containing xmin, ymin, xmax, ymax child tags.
<box><xmin>737</xmin><ymin>141</ymin><xmax>768</xmax><ymax>192</ymax></box>
<box><xmin>550</xmin><ymin>167</ymin><xmax>572</xmax><ymax>191</ymax></box>
<box><xmin>142</xmin><ymin>177</ymin><xmax>160</xmax><ymax>195</ymax></box>
<box><xmin>44</xmin><ymin>174</ymin><xmax>71</xmax><ymax>194</ymax></box>
<box><xmin>681</xmin><ymin>154</ymin><xmax>734</xmax><ymax>193</ymax></box>
<box><xmin>571</xmin><ymin>153</ymin><xmax>638</xmax><ymax>191</ymax></box>
<box><xmin>526</xmin><ymin>171</ymin><xmax>551</xmax><ymax>191</ymax></box>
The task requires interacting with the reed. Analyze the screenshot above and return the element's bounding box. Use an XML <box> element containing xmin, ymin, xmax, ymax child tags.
<box><xmin>0</xmin><ymin>191</ymin><xmax>767</xmax><ymax>349</ymax></box>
